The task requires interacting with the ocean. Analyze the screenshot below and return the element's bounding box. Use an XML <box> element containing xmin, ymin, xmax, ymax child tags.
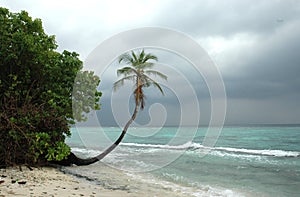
<box><xmin>64</xmin><ymin>126</ymin><xmax>300</xmax><ymax>197</ymax></box>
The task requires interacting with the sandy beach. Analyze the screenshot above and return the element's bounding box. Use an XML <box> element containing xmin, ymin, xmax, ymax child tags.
<box><xmin>0</xmin><ymin>165</ymin><xmax>196</xmax><ymax>197</ymax></box>
<box><xmin>0</xmin><ymin>166</ymin><xmax>117</xmax><ymax>197</ymax></box>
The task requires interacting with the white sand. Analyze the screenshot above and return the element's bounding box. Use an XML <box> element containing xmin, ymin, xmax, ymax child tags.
<box><xmin>0</xmin><ymin>166</ymin><xmax>195</xmax><ymax>197</ymax></box>
<box><xmin>0</xmin><ymin>166</ymin><xmax>133</xmax><ymax>197</ymax></box>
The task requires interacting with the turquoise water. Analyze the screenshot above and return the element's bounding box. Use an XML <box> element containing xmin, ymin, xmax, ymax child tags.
<box><xmin>66</xmin><ymin>126</ymin><xmax>300</xmax><ymax>196</ymax></box>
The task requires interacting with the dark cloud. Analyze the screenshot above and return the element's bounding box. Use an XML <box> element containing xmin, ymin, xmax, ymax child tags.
<box><xmin>1</xmin><ymin>0</ymin><xmax>299</xmax><ymax>125</ymax></box>
<box><xmin>223</xmin><ymin>20</ymin><xmax>300</xmax><ymax>99</ymax></box>
<box><xmin>154</xmin><ymin>0</ymin><xmax>300</xmax><ymax>37</ymax></box>
<box><xmin>150</xmin><ymin>0</ymin><xmax>300</xmax><ymax>124</ymax></box>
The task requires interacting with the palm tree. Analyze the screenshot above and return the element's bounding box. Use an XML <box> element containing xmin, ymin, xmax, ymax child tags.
<box><xmin>55</xmin><ymin>49</ymin><xmax>167</xmax><ymax>166</ymax></box>
<box><xmin>96</xmin><ymin>49</ymin><xmax>167</xmax><ymax>159</ymax></box>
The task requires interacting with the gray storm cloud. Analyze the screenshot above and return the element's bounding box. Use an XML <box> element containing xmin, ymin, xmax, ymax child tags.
<box><xmin>1</xmin><ymin>0</ymin><xmax>299</xmax><ymax>125</ymax></box>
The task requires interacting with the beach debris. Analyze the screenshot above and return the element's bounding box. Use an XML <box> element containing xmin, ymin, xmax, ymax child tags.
<box><xmin>0</xmin><ymin>179</ymin><xmax>4</xmax><ymax>184</ymax></box>
<box><xmin>17</xmin><ymin>180</ymin><xmax>27</xmax><ymax>184</ymax></box>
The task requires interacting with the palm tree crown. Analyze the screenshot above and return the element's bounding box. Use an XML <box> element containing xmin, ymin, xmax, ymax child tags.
<box><xmin>114</xmin><ymin>49</ymin><xmax>167</xmax><ymax>110</ymax></box>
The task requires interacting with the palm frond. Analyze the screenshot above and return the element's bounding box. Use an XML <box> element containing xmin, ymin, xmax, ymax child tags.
<box><xmin>142</xmin><ymin>75</ymin><xmax>165</xmax><ymax>96</ymax></box>
<box><xmin>136</xmin><ymin>62</ymin><xmax>154</xmax><ymax>69</ymax></box>
<box><xmin>151</xmin><ymin>80</ymin><xmax>165</xmax><ymax>96</ymax></box>
<box><xmin>143</xmin><ymin>53</ymin><xmax>158</xmax><ymax>63</ymax></box>
<box><xmin>118</xmin><ymin>53</ymin><xmax>133</xmax><ymax>64</ymax></box>
<box><xmin>117</xmin><ymin>67</ymin><xmax>136</xmax><ymax>77</ymax></box>
<box><xmin>113</xmin><ymin>75</ymin><xmax>136</xmax><ymax>91</ymax></box>
<box><xmin>139</xmin><ymin>50</ymin><xmax>145</xmax><ymax>63</ymax></box>
<box><xmin>144</xmin><ymin>70</ymin><xmax>167</xmax><ymax>81</ymax></box>
<box><xmin>115</xmin><ymin>49</ymin><xmax>166</xmax><ymax>108</ymax></box>
<box><xmin>131</xmin><ymin>51</ymin><xmax>138</xmax><ymax>63</ymax></box>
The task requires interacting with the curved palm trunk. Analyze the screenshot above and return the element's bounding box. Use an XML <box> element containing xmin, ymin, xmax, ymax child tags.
<box><xmin>54</xmin><ymin>103</ymin><xmax>139</xmax><ymax>166</ymax></box>
<box><xmin>94</xmin><ymin>102</ymin><xmax>139</xmax><ymax>161</ymax></box>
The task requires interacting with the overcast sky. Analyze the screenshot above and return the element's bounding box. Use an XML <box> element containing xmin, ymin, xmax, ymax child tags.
<box><xmin>1</xmin><ymin>0</ymin><xmax>300</xmax><ymax>126</ymax></box>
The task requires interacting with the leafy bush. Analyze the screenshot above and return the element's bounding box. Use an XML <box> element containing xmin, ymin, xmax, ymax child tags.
<box><xmin>0</xmin><ymin>8</ymin><xmax>101</xmax><ymax>167</ymax></box>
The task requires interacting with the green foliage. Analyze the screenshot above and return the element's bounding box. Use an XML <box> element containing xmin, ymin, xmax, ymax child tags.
<box><xmin>0</xmin><ymin>7</ymin><xmax>101</xmax><ymax>166</ymax></box>
<box><xmin>114</xmin><ymin>49</ymin><xmax>167</xmax><ymax>110</ymax></box>
<box><xmin>72</xmin><ymin>71</ymin><xmax>102</xmax><ymax>122</ymax></box>
<box><xmin>31</xmin><ymin>133</ymin><xmax>70</xmax><ymax>162</ymax></box>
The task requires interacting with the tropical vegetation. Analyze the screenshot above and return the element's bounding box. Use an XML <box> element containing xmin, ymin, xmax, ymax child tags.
<box><xmin>0</xmin><ymin>7</ymin><xmax>101</xmax><ymax>167</ymax></box>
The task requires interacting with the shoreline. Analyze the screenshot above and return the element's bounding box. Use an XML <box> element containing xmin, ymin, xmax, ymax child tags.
<box><xmin>0</xmin><ymin>164</ymin><xmax>254</xmax><ymax>197</ymax></box>
<box><xmin>0</xmin><ymin>165</ymin><xmax>197</xmax><ymax>197</ymax></box>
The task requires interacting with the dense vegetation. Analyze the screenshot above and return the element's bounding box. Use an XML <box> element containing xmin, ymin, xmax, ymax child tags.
<box><xmin>0</xmin><ymin>8</ymin><xmax>101</xmax><ymax>167</ymax></box>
